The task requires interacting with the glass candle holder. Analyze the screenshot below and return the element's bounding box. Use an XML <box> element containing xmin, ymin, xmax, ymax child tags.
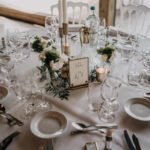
<box><xmin>96</xmin><ymin>68</ymin><xmax>108</xmax><ymax>82</ymax></box>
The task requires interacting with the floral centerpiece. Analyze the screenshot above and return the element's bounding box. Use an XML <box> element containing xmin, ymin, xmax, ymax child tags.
<box><xmin>32</xmin><ymin>36</ymin><xmax>70</xmax><ymax>100</ymax></box>
<box><xmin>38</xmin><ymin>48</ymin><xmax>70</xmax><ymax>100</ymax></box>
<box><xmin>32</xmin><ymin>36</ymin><xmax>112</xmax><ymax>100</ymax></box>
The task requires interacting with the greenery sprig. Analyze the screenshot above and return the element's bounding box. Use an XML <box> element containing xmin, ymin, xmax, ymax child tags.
<box><xmin>38</xmin><ymin>49</ymin><xmax>70</xmax><ymax>100</ymax></box>
<box><xmin>97</xmin><ymin>42</ymin><xmax>116</xmax><ymax>63</ymax></box>
<box><xmin>32</xmin><ymin>36</ymin><xmax>52</xmax><ymax>53</ymax></box>
<box><xmin>89</xmin><ymin>66</ymin><xmax>98</xmax><ymax>82</ymax></box>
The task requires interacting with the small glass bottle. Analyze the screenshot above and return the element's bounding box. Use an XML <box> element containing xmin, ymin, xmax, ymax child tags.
<box><xmin>105</xmin><ymin>130</ymin><xmax>112</xmax><ymax>150</ymax></box>
<box><xmin>86</xmin><ymin>6</ymin><xmax>100</xmax><ymax>47</ymax></box>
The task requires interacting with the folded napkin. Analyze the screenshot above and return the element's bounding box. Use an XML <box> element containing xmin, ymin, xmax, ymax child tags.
<box><xmin>0</xmin><ymin>24</ymin><xmax>5</xmax><ymax>39</ymax></box>
<box><xmin>108</xmin><ymin>26</ymin><xmax>131</xmax><ymax>37</ymax></box>
<box><xmin>0</xmin><ymin>23</ymin><xmax>5</xmax><ymax>48</ymax></box>
<box><xmin>68</xmin><ymin>24</ymin><xmax>83</xmax><ymax>32</ymax></box>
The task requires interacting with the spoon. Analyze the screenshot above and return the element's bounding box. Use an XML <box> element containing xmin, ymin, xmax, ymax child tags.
<box><xmin>72</xmin><ymin>122</ymin><xmax>118</xmax><ymax>130</ymax></box>
<box><xmin>71</xmin><ymin>122</ymin><xmax>117</xmax><ymax>135</ymax></box>
<box><xmin>0</xmin><ymin>104</ymin><xmax>23</xmax><ymax>126</ymax></box>
<box><xmin>144</xmin><ymin>92</ymin><xmax>150</xmax><ymax>99</ymax></box>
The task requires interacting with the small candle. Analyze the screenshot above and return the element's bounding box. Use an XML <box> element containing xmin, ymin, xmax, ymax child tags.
<box><xmin>58</xmin><ymin>0</ymin><xmax>63</xmax><ymax>28</ymax></box>
<box><xmin>105</xmin><ymin>130</ymin><xmax>112</xmax><ymax>150</ymax></box>
<box><xmin>62</xmin><ymin>0</ymin><xmax>68</xmax><ymax>23</ymax></box>
<box><xmin>96</xmin><ymin>68</ymin><xmax>108</xmax><ymax>82</ymax></box>
<box><xmin>63</xmin><ymin>43</ymin><xmax>70</xmax><ymax>56</ymax></box>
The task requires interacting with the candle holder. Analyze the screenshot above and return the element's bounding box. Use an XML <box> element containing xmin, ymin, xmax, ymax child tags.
<box><xmin>96</xmin><ymin>68</ymin><xmax>108</xmax><ymax>82</ymax></box>
<box><xmin>63</xmin><ymin>43</ymin><xmax>70</xmax><ymax>56</ymax></box>
<box><xmin>63</xmin><ymin>23</ymin><xmax>68</xmax><ymax>43</ymax></box>
<box><xmin>59</xmin><ymin>28</ymin><xmax>63</xmax><ymax>53</ymax></box>
<box><xmin>62</xmin><ymin>23</ymin><xmax>70</xmax><ymax>56</ymax></box>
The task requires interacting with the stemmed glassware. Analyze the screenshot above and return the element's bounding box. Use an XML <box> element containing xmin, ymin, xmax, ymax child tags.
<box><xmin>28</xmin><ymin>68</ymin><xmax>51</xmax><ymax>112</ymax></box>
<box><xmin>45</xmin><ymin>15</ymin><xmax>59</xmax><ymax>44</ymax></box>
<box><xmin>6</xmin><ymin>29</ymin><xmax>30</xmax><ymax>61</ymax></box>
<box><xmin>4</xmin><ymin>29</ymin><xmax>30</xmax><ymax>90</ymax></box>
<box><xmin>98</xmin><ymin>76</ymin><xmax>121</xmax><ymax>123</ymax></box>
<box><xmin>97</xmin><ymin>18</ymin><xmax>106</xmax><ymax>49</ymax></box>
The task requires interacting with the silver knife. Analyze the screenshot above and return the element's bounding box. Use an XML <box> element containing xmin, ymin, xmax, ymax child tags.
<box><xmin>124</xmin><ymin>130</ymin><xmax>136</xmax><ymax>150</ymax></box>
<box><xmin>132</xmin><ymin>134</ymin><xmax>142</xmax><ymax>150</ymax></box>
<box><xmin>0</xmin><ymin>131</ymin><xmax>20</xmax><ymax>150</ymax></box>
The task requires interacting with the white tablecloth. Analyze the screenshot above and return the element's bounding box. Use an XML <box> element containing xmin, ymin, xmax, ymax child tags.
<box><xmin>0</xmin><ymin>29</ymin><xmax>150</xmax><ymax>150</ymax></box>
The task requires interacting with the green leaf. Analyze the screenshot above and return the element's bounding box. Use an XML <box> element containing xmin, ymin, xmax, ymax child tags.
<box><xmin>32</xmin><ymin>36</ymin><xmax>44</xmax><ymax>53</ymax></box>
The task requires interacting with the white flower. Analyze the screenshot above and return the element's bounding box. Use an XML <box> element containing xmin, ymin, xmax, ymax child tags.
<box><xmin>60</xmin><ymin>53</ymin><xmax>68</xmax><ymax>63</ymax></box>
<box><xmin>49</xmin><ymin>60</ymin><xmax>54</xmax><ymax>68</ymax></box>
<box><xmin>41</xmin><ymin>38</ymin><xmax>47</xmax><ymax>48</ymax></box>
<box><xmin>53</xmin><ymin>61</ymin><xmax>64</xmax><ymax>70</ymax></box>
<box><xmin>39</xmin><ymin>50</ymin><xmax>47</xmax><ymax>60</ymax></box>
<box><xmin>44</xmin><ymin>47</ymin><xmax>52</xmax><ymax>51</ymax></box>
<box><xmin>54</xmin><ymin>72</ymin><xmax>58</xmax><ymax>78</ymax></box>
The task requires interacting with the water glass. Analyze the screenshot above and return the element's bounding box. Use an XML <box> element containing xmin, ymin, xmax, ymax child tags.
<box><xmin>121</xmin><ymin>44</ymin><xmax>133</xmax><ymax>62</ymax></box>
<box><xmin>128</xmin><ymin>71</ymin><xmax>141</xmax><ymax>86</ymax></box>
<box><xmin>142</xmin><ymin>51</ymin><xmax>150</xmax><ymax>68</ymax></box>
<box><xmin>88</xmin><ymin>82</ymin><xmax>103</xmax><ymax>112</ymax></box>
<box><xmin>141</xmin><ymin>69</ymin><xmax>150</xmax><ymax>86</ymax></box>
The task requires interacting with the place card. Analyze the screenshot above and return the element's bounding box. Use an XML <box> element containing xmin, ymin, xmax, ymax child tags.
<box><xmin>69</xmin><ymin>57</ymin><xmax>89</xmax><ymax>89</ymax></box>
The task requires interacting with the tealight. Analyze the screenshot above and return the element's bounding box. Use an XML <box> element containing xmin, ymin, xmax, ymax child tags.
<box><xmin>63</xmin><ymin>43</ymin><xmax>70</xmax><ymax>56</ymax></box>
<box><xmin>96</xmin><ymin>68</ymin><xmax>108</xmax><ymax>82</ymax></box>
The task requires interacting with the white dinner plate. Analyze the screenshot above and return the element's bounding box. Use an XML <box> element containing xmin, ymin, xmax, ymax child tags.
<box><xmin>0</xmin><ymin>86</ymin><xmax>8</xmax><ymax>102</ymax></box>
<box><xmin>30</xmin><ymin>111</ymin><xmax>68</xmax><ymax>139</ymax></box>
<box><xmin>124</xmin><ymin>98</ymin><xmax>150</xmax><ymax>121</ymax></box>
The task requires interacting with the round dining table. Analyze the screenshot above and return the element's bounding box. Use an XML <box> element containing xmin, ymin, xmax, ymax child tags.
<box><xmin>0</xmin><ymin>26</ymin><xmax>150</xmax><ymax>150</ymax></box>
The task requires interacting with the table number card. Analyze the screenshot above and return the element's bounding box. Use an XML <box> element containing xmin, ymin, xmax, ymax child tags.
<box><xmin>69</xmin><ymin>57</ymin><xmax>89</xmax><ymax>89</ymax></box>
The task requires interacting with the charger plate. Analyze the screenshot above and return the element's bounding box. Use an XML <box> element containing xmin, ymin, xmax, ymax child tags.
<box><xmin>124</xmin><ymin>98</ymin><xmax>150</xmax><ymax>121</ymax></box>
<box><xmin>30</xmin><ymin>111</ymin><xmax>68</xmax><ymax>139</ymax></box>
<box><xmin>0</xmin><ymin>86</ymin><xmax>8</xmax><ymax>102</ymax></box>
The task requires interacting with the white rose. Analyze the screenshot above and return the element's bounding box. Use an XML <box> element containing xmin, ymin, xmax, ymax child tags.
<box><xmin>61</xmin><ymin>53</ymin><xmax>68</xmax><ymax>63</ymax></box>
<box><xmin>49</xmin><ymin>60</ymin><xmax>54</xmax><ymax>69</ymax></box>
<box><xmin>53</xmin><ymin>61</ymin><xmax>64</xmax><ymax>70</ymax></box>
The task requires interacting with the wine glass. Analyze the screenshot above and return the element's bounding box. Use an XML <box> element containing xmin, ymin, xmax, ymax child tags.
<box><xmin>6</xmin><ymin>30</ymin><xmax>27</xmax><ymax>50</ymax></box>
<box><xmin>30</xmin><ymin>68</ymin><xmax>52</xmax><ymax>111</ymax></box>
<box><xmin>0</xmin><ymin>56</ymin><xmax>16</xmax><ymax>88</ymax></box>
<box><xmin>45</xmin><ymin>16</ymin><xmax>58</xmax><ymax>42</ymax></box>
<box><xmin>98</xmin><ymin>76</ymin><xmax>121</xmax><ymax>123</ymax></box>
<box><xmin>100</xmin><ymin>18</ymin><xmax>106</xmax><ymax>29</ymax></box>
<box><xmin>103</xmin><ymin>80</ymin><xmax>120</xmax><ymax>112</ymax></box>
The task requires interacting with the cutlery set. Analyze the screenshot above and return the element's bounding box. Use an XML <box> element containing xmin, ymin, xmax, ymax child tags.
<box><xmin>0</xmin><ymin>104</ymin><xmax>23</xmax><ymax>126</ymax></box>
<box><xmin>0</xmin><ymin>131</ymin><xmax>20</xmax><ymax>150</ymax></box>
<box><xmin>0</xmin><ymin>107</ymin><xmax>142</xmax><ymax>150</ymax></box>
<box><xmin>71</xmin><ymin>122</ymin><xmax>118</xmax><ymax>135</ymax></box>
<box><xmin>71</xmin><ymin>122</ymin><xmax>142</xmax><ymax>150</ymax></box>
<box><xmin>124</xmin><ymin>130</ymin><xmax>142</xmax><ymax>150</ymax></box>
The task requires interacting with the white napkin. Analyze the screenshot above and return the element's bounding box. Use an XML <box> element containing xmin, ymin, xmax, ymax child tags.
<box><xmin>0</xmin><ymin>24</ymin><xmax>5</xmax><ymax>39</ymax></box>
<box><xmin>69</xmin><ymin>24</ymin><xmax>83</xmax><ymax>32</ymax></box>
<box><xmin>0</xmin><ymin>23</ymin><xmax>5</xmax><ymax>48</ymax></box>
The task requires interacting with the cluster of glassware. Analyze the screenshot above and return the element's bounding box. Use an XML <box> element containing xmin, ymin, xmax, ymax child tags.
<box><xmin>1</xmin><ymin>9</ymin><xmax>150</xmax><ymax>125</ymax></box>
<box><xmin>0</xmin><ymin>29</ymin><xmax>53</xmax><ymax>120</ymax></box>
<box><xmin>88</xmin><ymin>75</ymin><xmax>121</xmax><ymax>123</ymax></box>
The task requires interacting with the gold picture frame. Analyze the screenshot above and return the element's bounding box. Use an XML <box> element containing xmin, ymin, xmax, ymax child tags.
<box><xmin>69</xmin><ymin>57</ymin><xmax>89</xmax><ymax>89</ymax></box>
